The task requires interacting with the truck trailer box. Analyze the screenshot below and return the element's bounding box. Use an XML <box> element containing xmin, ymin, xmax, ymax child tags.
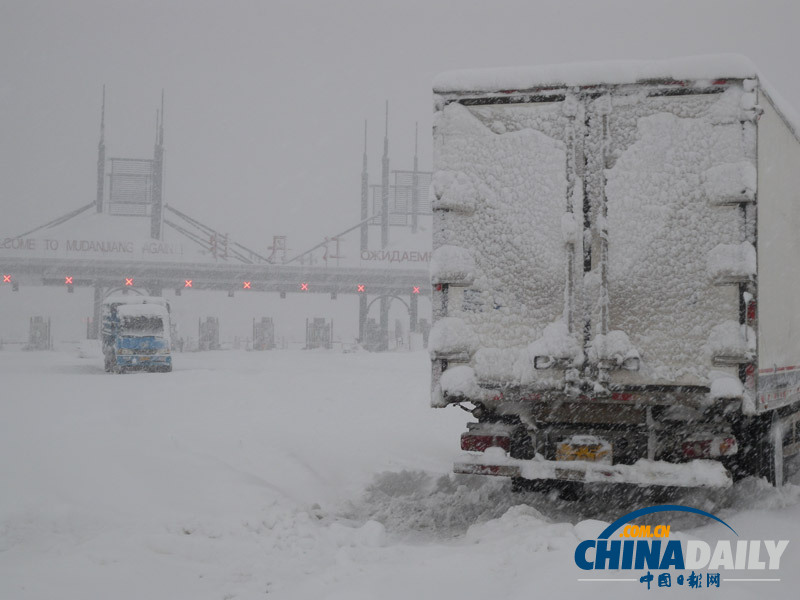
<box><xmin>430</xmin><ymin>55</ymin><xmax>800</xmax><ymax>489</ymax></box>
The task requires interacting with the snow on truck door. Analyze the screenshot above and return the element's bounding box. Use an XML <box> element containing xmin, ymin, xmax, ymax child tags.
<box><xmin>433</xmin><ymin>100</ymin><xmax>581</xmax><ymax>387</ymax></box>
<box><xmin>599</xmin><ymin>89</ymin><xmax>752</xmax><ymax>388</ymax></box>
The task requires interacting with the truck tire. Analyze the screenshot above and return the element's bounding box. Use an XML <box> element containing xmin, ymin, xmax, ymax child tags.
<box><xmin>731</xmin><ymin>412</ymin><xmax>787</xmax><ymax>486</ymax></box>
<box><xmin>761</xmin><ymin>413</ymin><xmax>786</xmax><ymax>487</ymax></box>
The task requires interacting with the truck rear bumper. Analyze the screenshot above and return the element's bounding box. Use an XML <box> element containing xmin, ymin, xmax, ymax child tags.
<box><xmin>116</xmin><ymin>355</ymin><xmax>171</xmax><ymax>368</ymax></box>
<box><xmin>454</xmin><ymin>452</ymin><xmax>732</xmax><ymax>489</ymax></box>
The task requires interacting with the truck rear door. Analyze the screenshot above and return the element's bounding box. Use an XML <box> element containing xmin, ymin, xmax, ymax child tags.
<box><xmin>596</xmin><ymin>85</ymin><xmax>752</xmax><ymax>389</ymax></box>
<box><xmin>433</xmin><ymin>97</ymin><xmax>581</xmax><ymax>387</ymax></box>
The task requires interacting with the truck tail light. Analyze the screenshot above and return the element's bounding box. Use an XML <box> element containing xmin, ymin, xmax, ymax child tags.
<box><xmin>681</xmin><ymin>437</ymin><xmax>737</xmax><ymax>459</ymax></box>
<box><xmin>461</xmin><ymin>433</ymin><xmax>510</xmax><ymax>453</ymax></box>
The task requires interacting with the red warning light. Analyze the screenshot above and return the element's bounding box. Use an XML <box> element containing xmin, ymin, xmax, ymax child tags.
<box><xmin>125</xmin><ymin>277</ymin><xmax>134</xmax><ymax>286</ymax></box>
<box><xmin>3</xmin><ymin>274</ymin><xmax>11</xmax><ymax>283</ymax></box>
<box><xmin>412</xmin><ymin>286</ymin><xmax>420</xmax><ymax>294</ymax></box>
<box><xmin>357</xmin><ymin>284</ymin><xmax>365</xmax><ymax>293</ymax></box>
<box><xmin>65</xmin><ymin>276</ymin><xmax>73</xmax><ymax>285</ymax></box>
<box><xmin>300</xmin><ymin>283</ymin><xmax>309</xmax><ymax>291</ymax></box>
<box><xmin>184</xmin><ymin>280</ymin><xmax>193</xmax><ymax>288</ymax></box>
<box><xmin>243</xmin><ymin>281</ymin><xmax>251</xmax><ymax>289</ymax></box>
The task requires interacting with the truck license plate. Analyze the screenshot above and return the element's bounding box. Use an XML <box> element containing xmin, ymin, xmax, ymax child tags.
<box><xmin>556</xmin><ymin>440</ymin><xmax>612</xmax><ymax>463</ymax></box>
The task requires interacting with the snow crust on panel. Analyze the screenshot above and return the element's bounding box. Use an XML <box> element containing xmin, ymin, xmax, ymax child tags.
<box><xmin>604</xmin><ymin>93</ymin><xmax>736</xmax><ymax>168</ymax></box>
<box><xmin>428</xmin><ymin>317</ymin><xmax>476</xmax><ymax>356</ymax></box>
<box><xmin>434</xmin><ymin>54</ymin><xmax>756</xmax><ymax>93</ymax></box>
<box><xmin>513</xmin><ymin>322</ymin><xmax>582</xmax><ymax>385</ymax></box>
<box><xmin>560</xmin><ymin>212</ymin><xmax>579</xmax><ymax>244</ymax></box>
<box><xmin>430</xmin><ymin>245</ymin><xmax>475</xmax><ymax>285</ymax></box>
<box><xmin>707</xmin><ymin>242</ymin><xmax>756</xmax><ymax>281</ymax></box>
<box><xmin>467</xmin><ymin>102</ymin><xmax>567</xmax><ymax>143</ymax></box>
<box><xmin>433</xmin><ymin>102</ymin><xmax>568</xmax><ymax>370</ymax></box>
<box><xmin>707</xmin><ymin>321</ymin><xmax>756</xmax><ymax>359</ymax></box>
<box><xmin>605</xmin><ymin>101</ymin><xmax>745</xmax><ymax>383</ymax></box>
<box><xmin>472</xmin><ymin>347</ymin><xmax>521</xmax><ymax>382</ymax></box>
<box><xmin>439</xmin><ymin>365</ymin><xmax>487</xmax><ymax>400</ymax></box>
<box><xmin>526</xmin><ymin>321</ymin><xmax>580</xmax><ymax>360</ymax></box>
<box><xmin>702</xmin><ymin>161</ymin><xmax>756</xmax><ymax>202</ymax></box>
<box><xmin>587</xmin><ymin>330</ymin><xmax>639</xmax><ymax>365</ymax></box>
<box><xmin>431</xmin><ymin>170</ymin><xmax>479</xmax><ymax>213</ymax></box>
<box><xmin>709</xmin><ymin>371</ymin><xmax>745</xmax><ymax>400</ymax></box>
<box><xmin>706</xmin><ymin>86</ymin><xmax>749</xmax><ymax>125</ymax></box>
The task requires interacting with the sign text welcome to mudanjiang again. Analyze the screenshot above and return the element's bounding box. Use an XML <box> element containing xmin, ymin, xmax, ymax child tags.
<box><xmin>0</xmin><ymin>237</ymin><xmax>184</xmax><ymax>258</ymax></box>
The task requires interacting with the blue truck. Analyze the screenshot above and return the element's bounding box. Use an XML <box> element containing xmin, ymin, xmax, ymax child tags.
<box><xmin>102</xmin><ymin>296</ymin><xmax>172</xmax><ymax>373</ymax></box>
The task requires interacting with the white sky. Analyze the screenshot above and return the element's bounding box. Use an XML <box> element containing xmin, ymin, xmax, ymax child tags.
<box><xmin>2</xmin><ymin>0</ymin><xmax>799</xmax><ymax>252</ymax></box>
<box><xmin>1</xmin><ymin>0</ymin><xmax>799</xmax><ymax>344</ymax></box>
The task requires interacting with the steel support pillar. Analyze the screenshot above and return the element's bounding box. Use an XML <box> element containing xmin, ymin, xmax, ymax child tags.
<box><xmin>381</xmin><ymin>102</ymin><xmax>389</xmax><ymax>249</ymax></box>
<box><xmin>379</xmin><ymin>296</ymin><xmax>389</xmax><ymax>351</ymax></box>
<box><xmin>89</xmin><ymin>284</ymin><xmax>103</xmax><ymax>339</ymax></box>
<box><xmin>361</xmin><ymin>121</ymin><xmax>369</xmax><ymax>254</ymax></box>
<box><xmin>409</xmin><ymin>293</ymin><xmax>418</xmax><ymax>333</ymax></box>
<box><xmin>358</xmin><ymin>294</ymin><xmax>368</xmax><ymax>343</ymax></box>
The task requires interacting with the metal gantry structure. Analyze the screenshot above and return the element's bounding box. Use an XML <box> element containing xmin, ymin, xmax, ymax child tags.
<box><xmin>0</xmin><ymin>94</ymin><xmax>432</xmax><ymax>350</ymax></box>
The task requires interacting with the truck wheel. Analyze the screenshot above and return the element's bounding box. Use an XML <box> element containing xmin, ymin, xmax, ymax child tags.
<box><xmin>735</xmin><ymin>412</ymin><xmax>788</xmax><ymax>487</ymax></box>
<box><xmin>762</xmin><ymin>414</ymin><xmax>786</xmax><ymax>487</ymax></box>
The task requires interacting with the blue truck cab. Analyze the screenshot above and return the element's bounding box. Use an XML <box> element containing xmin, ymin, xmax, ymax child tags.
<box><xmin>102</xmin><ymin>296</ymin><xmax>172</xmax><ymax>373</ymax></box>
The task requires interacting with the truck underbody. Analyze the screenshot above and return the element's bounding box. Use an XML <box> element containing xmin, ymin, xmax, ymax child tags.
<box><xmin>453</xmin><ymin>391</ymin><xmax>800</xmax><ymax>490</ymax></box>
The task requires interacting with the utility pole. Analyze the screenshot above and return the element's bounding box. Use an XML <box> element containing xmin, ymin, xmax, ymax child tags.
<box><xmin>151</xmin><ymin>91</ymin><xmax>165</xmax><ymax>240</ymax></box>
<box><xmin>381</xmin><ymin>101</ymin><xmax>389</xmax><ymax>249</ymax></box>
<box><xmin>412</xmin><ymin>122</ymin><xmax>419</xmax><ymax>233</ymax></box>
<box><xmin>96</xmin><ymin>86</ymin><xmax>105</xmax><ymax>213</ymax></box>
<box><xmin>361</xmin><ymin>120</ymin><xmax>369</xmax><ymax>253</ymax></box>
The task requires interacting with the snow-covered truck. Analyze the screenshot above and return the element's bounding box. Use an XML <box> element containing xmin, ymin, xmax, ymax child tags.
<box><xmin>430</xmin><ymin>55</ymin><xmax>800</xmax><ymax>490</ymax></box>
<box><xmin>102</xmin><ymin>296</ymin><xmax>172</xmax><ymax>373</ymax></box>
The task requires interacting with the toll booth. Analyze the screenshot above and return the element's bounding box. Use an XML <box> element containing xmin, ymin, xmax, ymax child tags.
<box><xmin>361</xmin><ymin>318</ymin><xmax>382</xmax><ymax>352</ymax></box>
<box><xmin>198</xmin><ymin>316</ymin><xmax>220</xmax><ymax>351</ymax></box>
<box><xmin>418</xmin><ymin>318</ymin><xmax>431</xmax><ymax>348</ymax></box>
<box><xmin>26</xmin><ymin>316</ymin><xmax>52</xmax><ymax>351</ymax></box>
<box><xmin>305</xmin><ymin>317</ymin><xmax>332</xmax><ymax>350</ymax></box>
<box><xmin>394</xmin><ymin>318</ymin><xmax>405</xmax><ymax>349</ymax></box>
<box><xmin>253</xmin><ymin>317</ymin><xmax>275</xmax><ymax>350</ymax></box>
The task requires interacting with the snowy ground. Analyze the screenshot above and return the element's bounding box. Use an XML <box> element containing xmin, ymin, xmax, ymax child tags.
<box><xmin>1</xmin><ymin>347</ymin><xmax>799</xmax><ymax>599</ymax></box>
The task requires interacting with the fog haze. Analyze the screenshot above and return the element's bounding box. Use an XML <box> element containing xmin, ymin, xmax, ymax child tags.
<box><xmin>1</xmin><ymin>0</ymin><xmax>798</xmax><ymax>343</ymax></box>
